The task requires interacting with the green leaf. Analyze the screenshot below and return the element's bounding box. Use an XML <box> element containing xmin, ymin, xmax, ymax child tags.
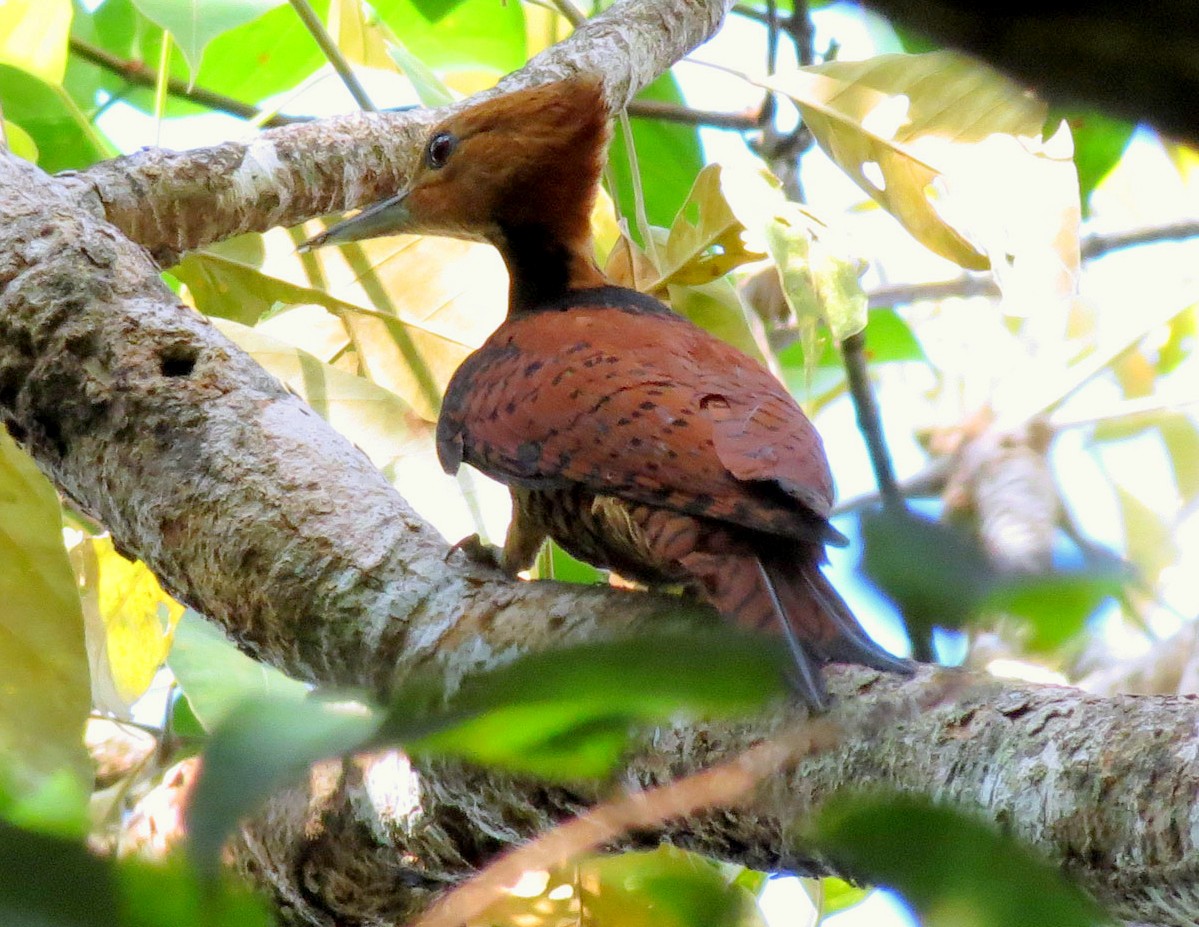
<box><xmin>372</xmin><ymin>0</ymin><xmax>526</xmax><ymax>75</ymax></box>
<box><xmin>983</xmin><ymin>567</ymin><xmax>1126</xmax><ymax>652</ymax></box>
<box><xmin>167</xmin><ymin>611</ymin><xmax>309</xmax><ymax>731</ymax></box>
<box><xmin>859</xmin><ymin>507</ymin><xmax>995</xmax><ymax>640</ymax></box>
<box><xmin>388</xmin><ymin>39</ymin><xmax>454</xmax><ymax>108</ymax></box>
<box><xmin>394</xmin><ymin>629</ymin><xmax>787</xmax><ymax>779</ymax></box>
<box><xmin>129</xmin><ymin>0</ymin><xmax>284</xmax><ymax>80</ymax></box>
<box><xmin>668</xmin><ymin>279</ymin><xmax>769</xmax><ymax>367</ymax></box>
<box><xmin>0</xmin><ymin>815</ymin><xmax>271</xmax><ymax>927</ymax></box>
<box><xmin>1158</xmin><ymin>414</ymin><xmax>1199</xmax><ymax>505</ymax></box>
<box><xmin>0</xmin><ymin>431</ymin><xmax>92</xmax><ymax>802</ymax></box>
<box><xmin>1054</xmin><ymin>108</ymin><xmax>1133</xmax><ymax>211</ymax></box>
<box><xmin>119</xmin><ymin>856</ymin><xmax>272</xmax><ymax>927</ymax></box>
<box><xmin>721</xmin><ymin>165</ymin><xmax>867</xmax><ymax>341</ymax></box>
<box><xmin>0</xmin><ymin>0</ymin><xmax>72</xmax><ymax>84</ymax></box>
<box><xmin>541</xmin><ymin>539</ymin><xmax>606</xmax><ymax>585</ymax></box>
<box><xmin>0</xmin><ymin>818</ymin><xmax>121</xmax><ymax>927</ymax></box>
<box><xmin>187</xmin><ymin>694</ymin><xmax>379</xmax><ymax>878</ymax></box>
<box><xmin>811</xmin><ymin>794</ymin><xmax>1109</xmax><ymax>927</ymax></box>
<box><xmin>805</xmin><ymin>876</ymin><xmax>869</xmax><ymax>918</ymax></box>
<box><xmin>610</xmin><ymin>72</ymin><xmax>704</xmax><ymax>233</ymax></box>
<box><xmin>1114</xmin><ymin>485</ymin><xmax>1178</xmax><ymax>587</ymax></box>
<box><xmin>0</xmin><ymin>63</ymin><xmax>111</xmax><ymax>170</ymax></box>
<box><xmin>3</xmin><ymin>119</ymin><xmax>38</xmax><ymax>162</ymax></box>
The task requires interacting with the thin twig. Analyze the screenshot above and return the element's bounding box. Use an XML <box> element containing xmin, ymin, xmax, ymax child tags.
<box><xmin>1081</xmin><ymin>219</ymin><xmax>1199</xmax><ymax>259</ymax></box>
<box><xmin>546</xmin><ymin>0</ymin><xmax>587</xmax><ymax>28</ymax></box>
<box><xmin>626</xmin><ymin>98</ymin><xmax>759</xmax><ymax>130</ymax></box>
<box><xmin>412</xmin><ymin>721</ymin><xmax>839</xmax><ymax>927</ymax></box>
<box><xmin>866</xmin><ymin>220</ymin><xmax>1199</xmax><ymax>308</ymax></box>
<box><xmin>841</xmin><ymin>331</ymin><xmax>904</xmax><ymax>511</ymax></box>
<box><xmin>287</xmin><ymin>0</ymin><xmax>377</xmax><ymax>112</ymax></box>
<box><xmin>68</xmin><ymin>37</ymin><xmax>308</xmax><ymax>127</ymax></box>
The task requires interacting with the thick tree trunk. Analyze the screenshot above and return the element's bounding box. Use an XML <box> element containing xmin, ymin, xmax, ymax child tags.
<box><xmin>2</xmin><ymin>0</ymin><xmax>1197</xmax><ymax>924</ymax></box>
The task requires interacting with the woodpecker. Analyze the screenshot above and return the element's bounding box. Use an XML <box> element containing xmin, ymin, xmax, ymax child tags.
<box><xmin>303</xmin><ymin>76</ymin><xmax>911</xmax><ymax>708</ymax></box>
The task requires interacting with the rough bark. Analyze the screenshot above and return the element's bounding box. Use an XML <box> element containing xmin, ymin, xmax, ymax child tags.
<box><xmin>6</xmin><ymin>133</ymin><xmax>1199</xmax><ymax>925</ymax></box>
<box><xmin>2</xmin><ymin>0</ymin><xmax>1197</xmax><ymax>924</ymax></box>
<box><xmin>57</xmin><ymin>0</ymin><xmax>730</xmax><ymax>266</ymax></box>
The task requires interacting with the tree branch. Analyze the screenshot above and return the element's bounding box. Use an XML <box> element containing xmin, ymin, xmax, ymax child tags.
<box><xmin>59</xmin><ymin>0</ymin><xmax>734</xmax><ymax>266</ymax></box>
<box><xmin>5</xmin><ymin>126</ymin><xmax>1199</xmax><ymax>927</ymax></box>
<box><xmin>8</xmin><ymin>2</ymin><xmax>1199</xmax><ymax>924</ymax></box>
<box><xmin>68</xmin><ymin>37</ymin><xmax>309</xmax><ymax>129</ymax></box>
<box><xmin>866</xmin><ymin>220</ymin><xmax>1199</xmax><ymax>308</ymax></box>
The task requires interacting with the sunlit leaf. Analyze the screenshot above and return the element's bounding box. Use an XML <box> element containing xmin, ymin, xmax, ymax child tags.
<box><xmin>1158</xmin><ymin>414</ymin><xmax>1199</xmax><ymax>505</ymax></box>
<box><xmin>811</xmin><ymin>794</ymin><xmax>1108</xmax><ymax>927</ymax></box>
<box><xmin>0</xmin><ymin>431</ymin><xmax>91</xmax><ymax>798</ymax></box>
<box><xmin>74</xmin><ymin>534</ymin><xmax>183</xmax><ymax>714</ymax></box>
<box><xmin>167</xmin><ymin>611</ymin><xmax>309</xmax><ymax>731</ymax></box>
<box><xmin>175</xmin><ymin>229</ymin><xmax>506</xmax><ymax>421</ymax></box>
<box><xmin>649</xmin><ymin>164</ymin><xmax>766</xmax><ymax>290</ymax></box>
<box><xmin>0</xmin><ymin>0</ymin><xmax>72</xmax><ymax>84</ymax></box>
<box><xmin>721</xmin><ymin>165</ymin><xmax>867</xmax><ymax>342</ymax></box>
<box><xmin>388</xmin><ymin>39</ymin><xmax>455</xmax><ymax>107</ymax></box>
<box><xmin>804</xmin><ymin>876</ymin><xmax>869</xmax><ymax>919</ymax></box>
<box><xmin>3</xmin><ymin>119</ymin><xmax>38</xmax><ymax>162</ymax></box>
<box><xmin>668</xmin><ymin>279</ymin><xmax>770</xmax><ymax>367</ymax></box>
<box><xmin>0</xmin><ymin>63</ymin><xmax>111</xmax><ymax>170</ymax></box>
<box><xmin>329</xmin><ymin>0</ymin><xmax>394</xmax><ymax>70</ymax></box>
<box><xmin>129</xmin><ymin>0</ymin><xmax>284</xmax><ymax>80</ymax></box>
<box><xmin>211</xmin><ymin>317</ymin><xmax>503</xmax><ymax>541</ymax></box>
<box><xmin>765</xmin><ymin>51</ymin><xmax>1081</xmax><ymax>310</ymax></box>
<box><xmin>580</xmin><ymin>847</ymin><xmax>769</xmax><ymax>927</ymax></box>
<box><xmin>372</xmin><ymin>0</ymin><xmax>526</xmax><ymax>92</ymax></box>
<box><xmin>1114</xmin><ymin>485</ymin><xmax>1178</xmax><ymax>587</ymax></box>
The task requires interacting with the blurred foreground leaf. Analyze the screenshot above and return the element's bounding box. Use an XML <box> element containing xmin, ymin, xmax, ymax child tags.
<box><xmin>399</xmin><ymin>629</ymin><xmax>787</xmax><ymax>779</ymax></box>
<box><xmin>189</xmin><ymin>629</ymin><xmax>786</xmax><ymax>876</ymax></box>
<box><xmin>0</xmin><ymin>817</ymin><xmax>270</xmax><ymax>927</ymax></box>
<box><xmin>811</xmin><ymin>794</ymin><xmax>1109</xmax><ymax>927</ymax></box>
<box><xmin>860</xmin><ymin>508</ymin><xmax>1124</xmax><ymax>650</ymax></box>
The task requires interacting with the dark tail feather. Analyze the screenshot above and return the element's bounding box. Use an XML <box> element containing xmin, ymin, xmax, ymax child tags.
<box><xmin>681</xmin><ymin>549</ymin><xmax>911</xmax><ymax>710</ymax></box>
<box><xmin>763</xmin><ymin>554</ymin><xmax>913</xmax><ymax>676</ymax></box>
<box><xmin>753</xmin><ymin>559</ymin><xmax>830</xmax><ymax>709</ymax></box>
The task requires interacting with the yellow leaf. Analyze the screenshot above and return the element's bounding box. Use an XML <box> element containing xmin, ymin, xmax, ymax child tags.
<box><xmin>0</xmin><ymin>0</ymin><xmax>71</xmax><ymax>84</ymax></box>
<box><xmin>0</xmin><ymin>430</ymin><xmax>90</xmax><ymax>795</ymax></box>
<box><xmin>765</xmin><ymin>50</ymin><xmax>1081</xmax><ymax>308</ymax></box>
<box><xmin>75</xmin><ymin>536</ymin><xmax>182</xmax><ymax>713</ymax></box>
<box><xmin>175</xmin><ymin>228</ymin><xmax>508</xmax><ymax>421</ymax></box>
<box><xmin>3</xmin><ymin>120</ymin><xmax>38</xmax><ymax>163</ymax></box>
<box><xmin>649</xmin><ymin>164</ymin><xmax>766</xmax><ymax>290</ymax></box>
<box><xmin>329</xmin><ymin>0</ymin><xmax>395</xmax><ymax>70</ymax></box>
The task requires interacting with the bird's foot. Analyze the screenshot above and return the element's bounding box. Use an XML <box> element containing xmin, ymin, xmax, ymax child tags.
<box><xmin>446</xmin><ymin>533</ymin><xmax>505</xmax><ymax>570</ymax></box>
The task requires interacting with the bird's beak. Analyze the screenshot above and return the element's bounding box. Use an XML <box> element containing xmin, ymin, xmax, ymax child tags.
<box><xmin>298</xmin><ymin>190</ymin><xmax>413</xmax><ymax>252</ymax></box>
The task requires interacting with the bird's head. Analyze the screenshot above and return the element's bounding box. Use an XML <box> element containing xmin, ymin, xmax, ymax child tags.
<box><xmin>303</xmin><ymin>76</ymin><xmax>611</xmax><ymax>253</ymax></box>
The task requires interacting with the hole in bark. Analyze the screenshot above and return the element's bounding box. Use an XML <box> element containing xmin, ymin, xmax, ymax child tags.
<box><xmin>160</xmin><ymin>345</ymin><xmax>199</xmax><ymax>378</ymax></box>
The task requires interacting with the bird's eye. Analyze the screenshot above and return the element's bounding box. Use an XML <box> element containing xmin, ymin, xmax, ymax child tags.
<box><xmin>425</xmin><ymin>132</ymin><xmax>457</xmax><ymax>169</ymax></box>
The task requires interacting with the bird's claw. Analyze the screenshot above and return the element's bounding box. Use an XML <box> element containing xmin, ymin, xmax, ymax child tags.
<box><xmin>446</xmin><ymin>533</ymin><xmax>505</xmax><ymax>570</ymax></box>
